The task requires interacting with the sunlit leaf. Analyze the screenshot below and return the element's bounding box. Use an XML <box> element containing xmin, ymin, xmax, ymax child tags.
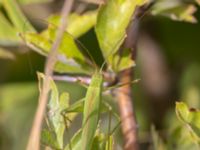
<box><xmin>151</xmin><ymin>0</ymin><xmax>198</xmax><ymax>23</ymax></box>
<box><xmin>22</xmin><ymin>26</ymin><xmax>93</xmax><ymax>74</ymax></box>
<box><xmin>112</xmin><ymin>48</ymin><xmax>136</xmax><ymax>72</ymax></box>
<box><xmin>21</xmin><ymin>32</ymin><xmax>50</xmax><ymax>55</ymax></box>
<box><xmin>48</xmin><ymin>11</ymin><xmax>97</xmax><ymax>38</ymax></box>
<box><xmin>176</xmin><ymin>102</ymin><xmax>190</xmax><ymax>123</ymax></box>
<box><xmin>91</xmin><ymin>134</ymin><xmax>106</xmax><ymax>150</ymax></box>
<box><xmin>176</xmin><ymin>102</ymin><xmax>200</xmax><ymax>140</ymax></box>
<box><xmin>95</xmin><ymin>0</ymin><xmax>147</xmax><ymax>69</ymax></box>
<box><xmin>54</xmin><ymin>61</ymin><xmax>92</xmax><ymax>75</ymax></box>
<box><xmin>47</xmin><ymin>25</ymin><xmax>86</xmax><ymax>63</ymax></box>
<box><xmin>105</xmin><ymin>135</ymin><xmax>114</xmax><ymax>150</ymax></box>
<box><xmin>168</xmin><ymin>124</ymin><xmax>200</xmax><ymax>150</ymax></box>
<box><xmin>38</xmin><ymin>73</ymin><xmax>69</xmax><ymax>149</ymax></box>
<box><xmin>41</xmin><ymin>129</ymin><xmax>60</xmax><ymax>149</ymax></box>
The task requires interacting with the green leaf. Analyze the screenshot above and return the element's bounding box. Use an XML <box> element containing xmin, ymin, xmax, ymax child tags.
<box><xmin>105</xmin><ymin>135</ymin><xmax>114</xmax><ymax>150</ymax></box>
<box><xmin>2</xmin><ymin>0</ymin><xmax>35</xmax><ymax>32</ymax></box>
<box><xmin>168</xmin><ymin>125</ymin><xmax>199</xmax><ymax>150</ymax></box>
<box><xmin>21</xmin><ymin>25</ymin><xmax>93</xmax><ymax>74</ymax></box>
<box><xmin>91</xmin><ymin>134</ymin><xmax>106</xmax><ymax>150</ymax></box>
<box><xmin>62</xmin><ymin>98</ymin><xmax>112</xmax><ymax>114</ymax></box>
<box><xmin>0</xmin><ymin>48</ymin><xmax>15</xmax><ymax>59</ymax></box>
<box><xmin>64</xmin><ymin>129</ymin><xmax>82</xmax><ymax>150</ymax></box>
<box><xmin>48</xmin><ymin>82</ymin><xmax>68</xmax><ymax>148</ymax></box>
<box><xmin>41</xmin><ymin>129</ymin><xmax>60</xmax><ymax>149</ymax></box>
<box><xmin>47</xmin><ymin>25</ymin><xmax>86</xmax><ymax>63</ymax></box>
<box><xmin>176</xmin><ymin>102</ymin><xmax>200</xmax><ymax>140</ymax></box>
<box><xmin>95</xmin><ymin>0</ymin><xmax>146</xmax><ymax>68</ymax></box>
<box><xmin>54</xmin><ymin>61</ymin><xmax>92</xmax><ymax>75</ymax></box>
<box><xmin>48</xmin><ymin>11</ymin><xmax>97</xmax><ymax>38</ymax></box>
<box><xmin>64</xmin><ymin>131</ymin><xmax>107</xmax><ymax>150</ymax></box>
<box><xmin>176</xmin><ymin>102</ymin><xmax>190</xmax><ymax>123</ymax></box>
<box><xmin>62</xmin><ymin>98</ymin><xmax>85</xmax><ymax>113</ymax></box>
<box><xmin>21</xmin><ymin>32</ymin><xmax>51</xmax><ymax>55</ymax></box>
<box><xmin>112</xmin><ymin>48</ymin><xmax>136</xmax><ymax>72</ymax></box>
<box><xmin>38</xmin><ymin>73</ymin><xmax>70</xmax><ymax>149</ymax></box>
<box><xmin>151</xmin><ymin>0</ymin><xmax>197</xmax><ymax>23</ymax></box>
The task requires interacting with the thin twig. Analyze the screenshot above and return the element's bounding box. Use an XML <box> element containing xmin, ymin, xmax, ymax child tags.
<box><xmin>53</xmin><ymin>75</ymin><xmax>91</xmax><ymax>85</ymax></box>
<box><xmin>26</xmin><ymin>0</ymin><xmax>74</xmax><ymax>150</ymax></box>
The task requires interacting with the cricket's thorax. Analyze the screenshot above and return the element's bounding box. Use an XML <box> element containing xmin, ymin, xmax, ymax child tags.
<box><xmin>89</xmin><ymin>72</ymin><xmax>103</xmax><ymax>88</ymax></box>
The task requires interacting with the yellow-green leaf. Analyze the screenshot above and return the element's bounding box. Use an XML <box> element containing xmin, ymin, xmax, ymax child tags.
<box><xmin>176</xmin><ymin>102</ymin><xmax>190</xmax><ymax>123</ymax></box>
<box><xmin>48</xmin><ymin>11</ymin><xmax>97</xmax><ymax>38</ymax></box>
<box><xmin>176</xmin><ymin>102</ymin><xmax>200</xmax><ymax>139</ymax></box>
<box><xmin>38</xmin><ymin>73</ymin><xmax>69</xmax><ymax>149</ymax></box>
<box><xmin>41</xmin><ymin>129</ymin><xmax>60</xmax><ymax>149</ymax></box>
<box><xmin>105</xmin><ymin>135</ymin><xmax>114</xmax><ymax>150</ymax></box>
<box><xmin>95</xmin><ymin>0</ymin><xmax>146</xmax><ymax>68</ymax></box>
<box><xmin>151</xmin><ymin>0</ymin><xmax>197</xmax><ymax>23</ymax></box>
<box><xmin>22</xmin><ymin>26</ymin><xmax>93</xmax><ymax>74</ymax></box>
<box><xmin>112</xmin><ymin>48</ymin><xmax>135</xmax><ymax>72</ymax></box>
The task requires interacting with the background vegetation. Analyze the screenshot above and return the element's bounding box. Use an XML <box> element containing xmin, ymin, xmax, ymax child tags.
<box><xmin>0</xmin><ymin>0</ymin><xmax>200</xmax><ymax>149</ymax></box>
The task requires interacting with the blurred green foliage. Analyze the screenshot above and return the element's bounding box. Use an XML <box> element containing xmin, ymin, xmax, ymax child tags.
<box><xmin>0</xmin><ymin>0</ymin><xmax>200</xmax><ymax>149</ymax></box>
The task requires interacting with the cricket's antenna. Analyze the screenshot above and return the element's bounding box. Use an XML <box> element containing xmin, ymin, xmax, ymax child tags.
<box><xmin>71</xmin><ymin>34</ymin><xmax>98</xmax><ymax>69</ymax></box>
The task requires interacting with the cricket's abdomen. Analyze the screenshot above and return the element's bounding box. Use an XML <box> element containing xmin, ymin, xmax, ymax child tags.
<box><xmin>81</xmin><ymin>72</ymin><xmax>103</xmax><ymax>150</ymax></box>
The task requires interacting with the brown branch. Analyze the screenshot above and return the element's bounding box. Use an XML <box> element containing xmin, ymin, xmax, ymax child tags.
<box><xmin>116</xmin><ymin>12</ymin><xmax>140</xmax><ymax>150</ymax></box>
<box><xmin>117</xmin><ymin>69</ymin><xmax>138</xmax><ymax>150</ymax></box>
<box><xmin>26</xmin><ymin>0</ymin><xmax>74</xmax><ymax>150</ymax></box>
